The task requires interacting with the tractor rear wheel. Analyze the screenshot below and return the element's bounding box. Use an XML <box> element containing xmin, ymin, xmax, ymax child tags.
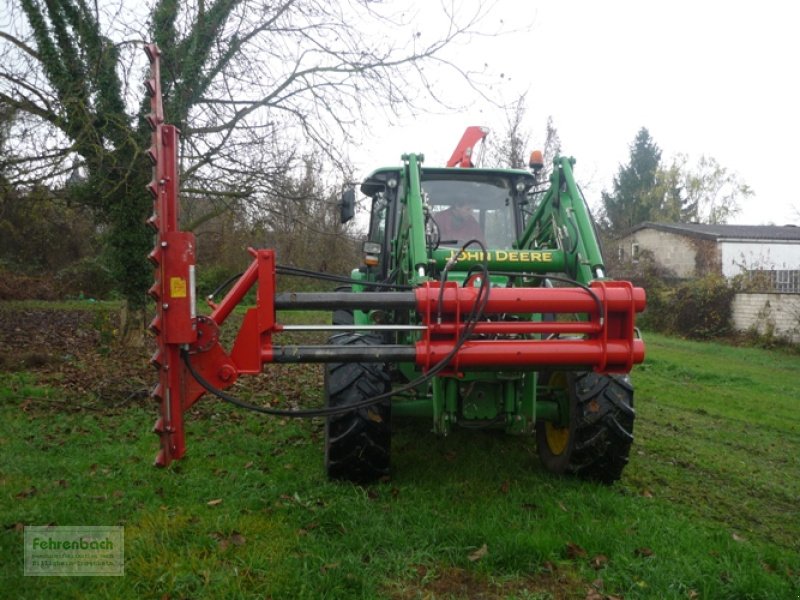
<box><xmin>536</xmin><ymin>372</ymin><xmax>635</xmax><ymax>484</ymax></box>
<box><xmin>324</xmin><ymin>333</ymin><xmax>391</xmax><ymax>483</ymax></box>
<box><xmin>332</xmin><ymin>286</ymin><xmax>354</xmax><ymax>327</ymax></box>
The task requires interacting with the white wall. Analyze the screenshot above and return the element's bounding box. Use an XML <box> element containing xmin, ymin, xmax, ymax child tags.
<box><xmin>732</xmin><ymin>293</ymin><xmax>800</xmax><ymax>342</ymax></box>
<box><xmin>720</xmin><ymin>240</ymin><xmax>800</xmax><ymax>277</ymax></box>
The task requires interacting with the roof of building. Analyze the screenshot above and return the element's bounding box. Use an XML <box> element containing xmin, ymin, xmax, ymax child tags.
<box><xmin>627</xmin><ymin>222</ymin><xmax>800</xmax><ymax>242</ymax></box>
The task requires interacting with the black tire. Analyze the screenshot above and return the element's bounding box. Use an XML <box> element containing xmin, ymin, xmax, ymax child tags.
<box><xmin>536</xmin><ymin>371</ymin><xmax>635</xmax><ymax>484</ymax></box>
<box><xmin>332</xmin><ymin>286</ymin><xmax>354</xmax><ymax>327</ymax></box>
<box><xmin>324</xmin><ymin>333</ymin><xmax>391</xmax><ymax>483</ymax></box>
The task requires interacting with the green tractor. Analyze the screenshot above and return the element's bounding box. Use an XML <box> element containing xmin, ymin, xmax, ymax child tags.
<box><xmin>325</xmin><ymin>127</ymin><xmax>644</xmax><ymax>484</ymax></box>
<box><xmin>144</xmin><ymin>43</ymin><xmax>643</xmax><ymax>483</ymax></box>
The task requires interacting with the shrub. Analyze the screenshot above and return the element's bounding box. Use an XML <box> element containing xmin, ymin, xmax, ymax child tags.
<box><xmin>55</xmin><ymin>257</ymin><xmax>116</xmax><ymax>299</ymax></box>
<box><xmin>639</xmin><ymin>275</ymin><xmax>736</xmax><ymax>340</ymax></box>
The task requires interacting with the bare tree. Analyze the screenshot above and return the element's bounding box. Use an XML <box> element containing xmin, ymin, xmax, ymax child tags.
<box><xmin>0</xmin><ymin>0</ymin><xmax>500</xmax><ymax>307</ymax></box>
<box><xmin>676</xmin><ymin>154</ymin><xmax>751</xmax><ymax>224</ymax></box>
<box><xmin>540</xmin><ymin>115</ymin><xmax>561</xmax><ymax>181</ymax></box>
<box><xmin>489</xmin><ymin>93</ymin><xmax>529</xmax><ymax>168</ymax></box>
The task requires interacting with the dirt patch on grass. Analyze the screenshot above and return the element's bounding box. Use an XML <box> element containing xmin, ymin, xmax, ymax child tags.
<box><xmin>0</xmin><ymin>305</ymin><xmax>152</xmax><ymax>407</ymax></box>
<box><xmin>386</xmin><ymin>564</ymin><xmax>594</xmax><ymax>600</ymax></box>
<box><xmin>0</xmin><ymin>303</ymin><xmax>324</xmax><ymax>411</ymax></box>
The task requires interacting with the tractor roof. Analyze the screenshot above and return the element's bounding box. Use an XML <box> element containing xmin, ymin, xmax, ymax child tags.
<box><xmin>360</xmin><ymin>166</ymin><xmax>536</xmax><ymax>197</ymax></box>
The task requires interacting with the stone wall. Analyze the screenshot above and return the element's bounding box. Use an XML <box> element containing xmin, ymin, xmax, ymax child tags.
<box><xmin>732</xmin><ymin>293</ymin><xmax>800</xmax><ymax>342</ymax></box>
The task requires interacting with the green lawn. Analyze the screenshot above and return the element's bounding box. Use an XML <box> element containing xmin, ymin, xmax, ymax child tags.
<box><xmin>0</xmin><ymin>328</ymin><xmax>798</xmax><ymax>599</ymax></box>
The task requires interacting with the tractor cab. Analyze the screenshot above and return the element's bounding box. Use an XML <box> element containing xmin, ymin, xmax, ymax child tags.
<box><xmin>360</xmin><ymin>167</ymin><xmax>537</xmax><ymax>280</ymax></box>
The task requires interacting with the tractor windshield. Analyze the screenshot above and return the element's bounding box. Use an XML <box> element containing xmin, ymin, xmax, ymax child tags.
<box><xmin>423</xmin><ymin>175</ymin><xmax>518</xmax><ymax>249</ymax></box>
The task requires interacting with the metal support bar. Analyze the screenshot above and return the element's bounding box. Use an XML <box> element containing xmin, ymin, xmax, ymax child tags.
<box><xmin>278</xmin><ymin>324</ymin><xmax>426</xmax><ymax>332</ymax></box>
<box><xmin>274</xmin><ymin>292</ymin><xmax>414</xmax><ymax>310</ymax></box>
<box><xmin>392</xmin><ymin>400</ymin><xmax>434</xmax><ymax>418</ymax></box>
<box><xmin>266</xmin><ymin>345</ymin><xmax>417</xmax><ymax>363</ymax></box>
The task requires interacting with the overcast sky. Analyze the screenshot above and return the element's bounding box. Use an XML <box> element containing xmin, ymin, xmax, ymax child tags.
<box><xmin>351</xmin><ymin>0</ymin><xmax>799</xmax><ymax>226</ymax></box>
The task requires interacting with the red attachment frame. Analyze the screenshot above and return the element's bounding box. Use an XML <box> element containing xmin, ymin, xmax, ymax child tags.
<box><xmin>414</xmin><ymin>281</ymin><xmax>645</xmax><ymax>374</ymax></box>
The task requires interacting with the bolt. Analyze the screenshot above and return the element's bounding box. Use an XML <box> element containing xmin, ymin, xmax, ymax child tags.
<box><xmin>161</xmin><ymin>241</ymin><xmax>168</xmax><ymax>247</ymax></box>
<box><xmin>218</xmin><ymin>365</ymin><xmax>236</xmax><ymax>382</ymax></box>
<box><xmin>162</xmin><ymin>303</ymin><xmax>169</xmax><ymax>310</ymax></box>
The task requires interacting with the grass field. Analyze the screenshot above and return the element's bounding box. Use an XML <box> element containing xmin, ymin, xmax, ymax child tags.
<box><xmin>0</xmin><ymin>303</ymin><xmax>798</xmax><ymax>599</ymax></box>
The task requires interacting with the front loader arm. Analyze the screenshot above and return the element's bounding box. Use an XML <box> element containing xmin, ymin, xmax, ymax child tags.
<box><xmin>395</xmin><ymin>153</ymin><xmax>430</xmax><ymax>284</ymax></box>
<box><xmin>518</xmin><ymin>157</ymin><xmax>605</xmax><ymax>284</ymax></box>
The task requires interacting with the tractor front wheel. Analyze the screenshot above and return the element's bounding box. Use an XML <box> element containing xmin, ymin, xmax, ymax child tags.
<box><xmin>324</xmin><ymin>333</ymin><xmax>391</xmax><ymax>483</ymax></box>
<box><xmin>536</xmin><ymin>372</ymin><xmax>635</xmax><ymax>484</ymax></box>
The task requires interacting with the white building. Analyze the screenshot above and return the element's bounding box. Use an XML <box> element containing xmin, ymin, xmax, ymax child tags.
<box><xmin>618</xmin><ymin>222</ymin><xmax>800</xmax><ymax>291</ymax></box>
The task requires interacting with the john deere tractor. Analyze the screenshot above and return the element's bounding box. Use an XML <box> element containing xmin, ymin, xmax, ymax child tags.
<box><xmin>144</xmin><ymin>46</ymin><xmax>645</xmax><ymax>485</ymax></box>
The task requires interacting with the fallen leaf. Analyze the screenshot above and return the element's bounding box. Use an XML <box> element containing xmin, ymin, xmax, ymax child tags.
<box><xmin>634</xmin><ymin>547</ymin><xmax>654</xmax><ymax>558</ymax></box>
<box><xmin>590</xmin><ymin>554</ymin><xmax>608</xmax><ymax>570</ymax></box>
<box><xmin>468</xmin><ymin>543</ymin><xmax>488</xmax><ymax>562</ymax></box>
<box><xmin>688</xmin><ymin>590</ymin><xmax>699</xmax><ymax>599</ymax></box>
<box><xmin>557</xmin><ymin>501</ymin><xmax>568</xmax><ymax>512</ymax></box>
<box><xmin>15</xmin><ymin>487</ymin><xmax>37</xmax><ymax>499</ymax></box>
<box><xmin>731</xmin><ymin>532</ymin><xmax>746</xmax><ymax>542</ymax></box>
<box><xmin>207</xmin><ymin>498</ymin><xmax>223</xmax><ymax>506</ymax></box>
<box><xmin>230</xmin><ymin>532</ymin><xmax>246</xmax><ymax>546</ymax></box>
<box><xmin>566</xmin><ymin>542</ymin><xmax>587</xmax><ymax>560</ymax></box>
<box><xmin>444</xmin><ymin>451</ymin><xmax>457</xmax><ymax>462</ymax></box>
<box><xmin>390</xmin><ymin>487</ymin><xmax>400</xmax><ymax>498</ymax></box>
<box><xmin>244</xmin><ymin>461</ymin><xmax>254</xmax><ymax>469</ymax></box>
<box><xmin>500</xmin><ymin>480</ymin><xmax>510</xmax><ymax>494</ymax></box>
<box><xmin>641</xmin><ymin>489</ymin><xmax>654</xmax><ymax>498</ymax></box>
<box><xmin>320</xmin><ymin>562</ymin><xmax>339</xmax><ymax>574</ymax></box>
<box><xmin>584</xmin><ymin>588</ymin><xmax>604</xmax><ymax>600</ymax></box>
<box><xmin>521</xmin><ymin>502</ymin><xmax>537</xmax><ymax>511</ymax></box>
<box><xmin>366</xmin><ymin>410</ymin><xmax>383</xmax><ymax>423</ymax></box>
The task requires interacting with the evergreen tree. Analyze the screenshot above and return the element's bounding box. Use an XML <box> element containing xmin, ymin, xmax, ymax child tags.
<box><xmin>601</xmin><ymin>127</ymin><xmax>662</xmax><ymax>233</ymax></box>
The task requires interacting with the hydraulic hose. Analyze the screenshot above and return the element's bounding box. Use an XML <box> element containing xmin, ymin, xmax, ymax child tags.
<box><xmin>183</xmin><ymin>246</ymin><xmax>492</xmax><ymax>418</ymax></box>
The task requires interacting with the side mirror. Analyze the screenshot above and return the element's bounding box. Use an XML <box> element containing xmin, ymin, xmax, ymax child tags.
<box><xmin>340</xmin><ymin>188</ymin><xmax>355</xmax><ymax>223</ymax></box>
